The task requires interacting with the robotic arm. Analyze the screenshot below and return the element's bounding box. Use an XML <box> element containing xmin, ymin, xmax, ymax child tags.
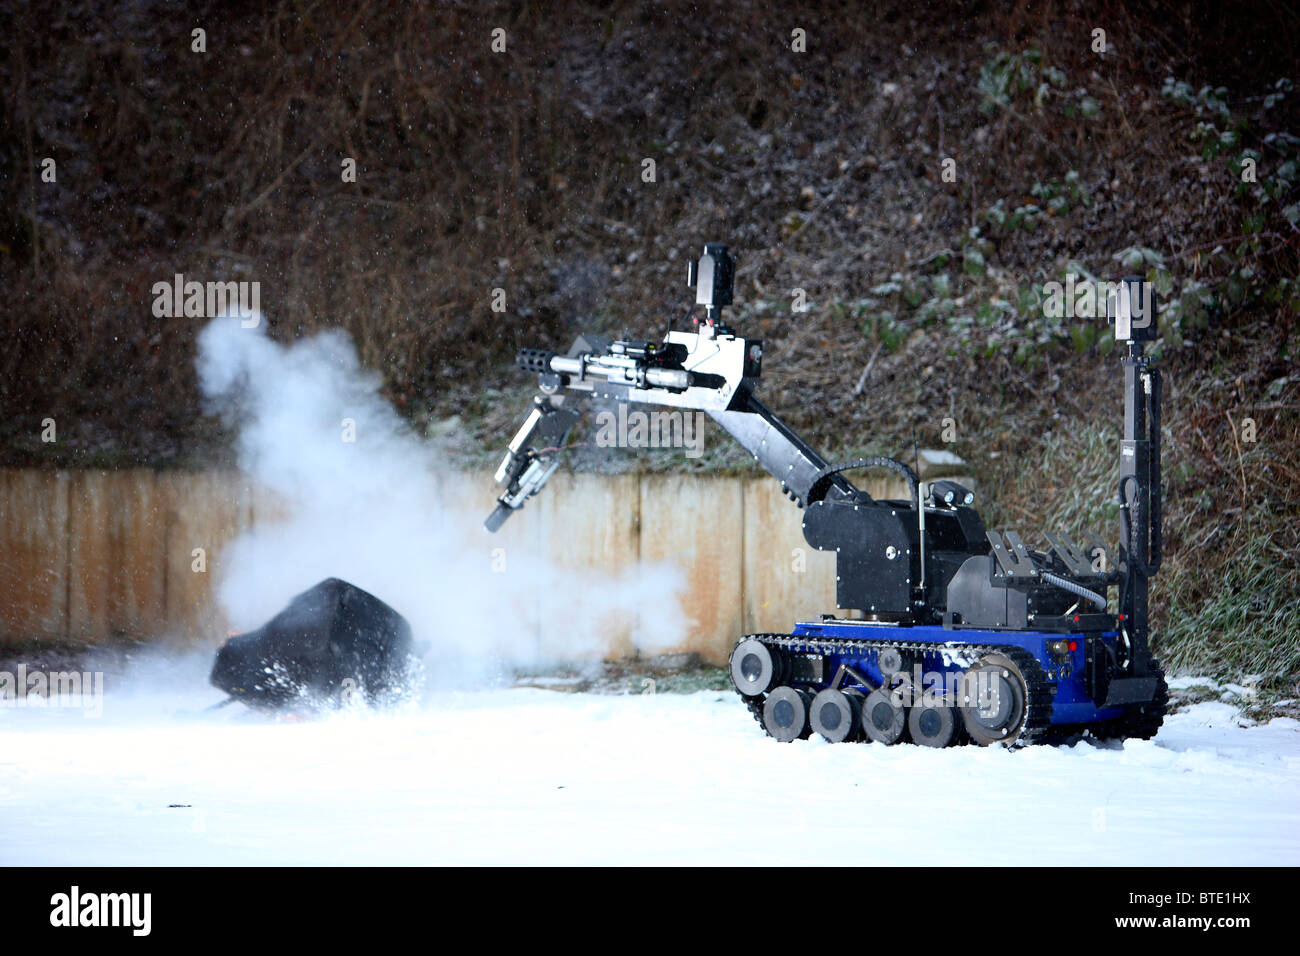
<box><xmin>485</xmin><ymin>244</ymin><xmax>856</xmax><ymax>531</ymax></box>
<box><xmin>483</xmin><ymin>395</ymin><xmax>579</xmax><ymax>532</ymax></box>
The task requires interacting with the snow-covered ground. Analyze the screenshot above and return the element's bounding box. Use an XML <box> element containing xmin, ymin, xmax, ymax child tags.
<box><xmin>2</xmin><ymin>665</ymin><xmax>1297</xmax><ymax>865</ymax></box>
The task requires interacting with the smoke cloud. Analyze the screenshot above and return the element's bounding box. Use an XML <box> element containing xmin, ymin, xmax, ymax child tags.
<box><xmin>195</xmin><ymin>314</ymin><xmax>691</xmax><ymax>689</ymax></box>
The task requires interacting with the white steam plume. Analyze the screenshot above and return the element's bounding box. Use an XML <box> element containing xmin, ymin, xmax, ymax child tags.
<box><xmin>196</xmin><ymin>314</ymin><xmax>691</xmax><ymax>688</ymax></box>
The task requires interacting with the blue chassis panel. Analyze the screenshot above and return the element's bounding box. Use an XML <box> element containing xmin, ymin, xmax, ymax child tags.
<box><xmin>789</xmin><ymin>619</ymin><xmax>1128</xmax><ymax>726</ymax></box>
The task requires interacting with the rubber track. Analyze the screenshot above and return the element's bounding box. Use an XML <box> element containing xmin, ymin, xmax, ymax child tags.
<box><xmin>735</xmin><ymin>632</ymin><xmax>1056</xmax><ymax>748</ymax></box>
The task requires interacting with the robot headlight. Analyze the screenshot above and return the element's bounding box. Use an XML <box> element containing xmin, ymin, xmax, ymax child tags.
<box><xmin>930</xmin><ymin>480</ymin><xmax>975</xmax><ymax>508</ymax></box>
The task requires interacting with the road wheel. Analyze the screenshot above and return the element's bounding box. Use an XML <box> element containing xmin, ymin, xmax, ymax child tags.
<box><xmin>810</xmin><ymin>688</ymin><xmax>861</xmax><ymax>743</ymax></box>
<box><xmin>908</xmin><ymin>702</ymin><xmax>958</xmax><ymax>747</ymax></box>
<box><xmin>762</xmin><ymin>686</ymin><xmax>812</xmax><ymax>742</ymax></box>
<box><xmin>730</xmin><ymin>638</ymin><xmax>780</xmax><ymax>697</ymax></box>
<box><xmin>861</xmin><ymin>688</ymin><xmax>908</xmax><ymax>745</ymax></box>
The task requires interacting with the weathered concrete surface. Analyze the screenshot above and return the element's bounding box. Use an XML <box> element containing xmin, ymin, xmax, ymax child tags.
<box><xmin>66</xmin><ymin>470</ymin><xmax>169</xmax><ymax>642</ymax></box>
<box><xmin>741</xmin><ymin>479</ymin><xmax>837</xmax><ymax>636</ymax></box>
<box><xmin>637</xmin><ymin>474</ymin><xmax>745</xmax><ymax>662</ymax></box>
<box><xmin>158</xmin><ymin>471</ymin><xmax>254</xmax><ymax>646</ymax></box>
<box><xmin>1</xmin><ymin>467</ymin><xmax>929</xmax><ymax>662</ymax></box>
<box><xmin>0</xmin><ymin>469</ymin><xmax>70</xmax><ymax>640</ymax></box>
<box><xmin>537</xmin><ymin>471</ymin><xmax>640</xmax><ymax>658</ymax></box>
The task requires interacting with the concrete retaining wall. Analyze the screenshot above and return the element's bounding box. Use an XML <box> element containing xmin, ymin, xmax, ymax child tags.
<box><xmin>0</xmin><ymin>465</ymin><xmax>966</xmax><ymax>663</ymax></box>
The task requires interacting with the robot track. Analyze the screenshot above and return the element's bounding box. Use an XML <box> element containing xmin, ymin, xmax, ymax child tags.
<box><xmin>731</xmin><ymin>633</ymin><xmax>1057</xmax><ymax>748</ymax></box>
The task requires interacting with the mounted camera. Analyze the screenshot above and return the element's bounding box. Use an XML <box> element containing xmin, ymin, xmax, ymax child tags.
<box><xmin>687</xmin><ymin>243</ymin><xmax>735</xmax><ymax>328</ymax></box>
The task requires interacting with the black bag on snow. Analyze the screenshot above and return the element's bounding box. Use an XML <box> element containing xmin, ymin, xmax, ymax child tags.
<box><xmin>210</xmin><ymin>577</ymin><xmax>419</xmax><ymax>709</ymax></box>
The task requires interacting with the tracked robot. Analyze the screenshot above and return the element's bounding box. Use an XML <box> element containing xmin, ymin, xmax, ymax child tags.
<box><xmin>486</xmin><ymin>244</ymin><xmax>1166</xmax><ymax>747</ymax></box>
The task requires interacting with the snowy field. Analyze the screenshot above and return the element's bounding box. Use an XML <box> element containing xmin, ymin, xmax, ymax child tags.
<box><xmin>2</xmin><ymin>665</ymin><xmax>1297</xmax><ymax>866</ymax></box>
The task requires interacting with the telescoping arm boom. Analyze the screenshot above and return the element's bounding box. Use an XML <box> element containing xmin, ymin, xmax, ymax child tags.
<box><xmin>1107</xmin><ymin>276</ymin><xmax>1163</xmax><ymax>680</ymax></box>
<box><xmin>484</xmin><ymin>244</ymin><xmax>856</xmax><ymax>532</ymax></box>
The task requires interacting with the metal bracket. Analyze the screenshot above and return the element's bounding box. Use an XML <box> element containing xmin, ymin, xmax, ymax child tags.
<box><xmin>1082</xmin><ymin>529</ymin><xmax>1119</xmax><ymax>576</ymax></box>
<box><xmin>986</xmin><ymin>530</ymin><xmax>1037</xmax><ymax>583</ymax></box>
<box><xmin>829</xmin><ymin>662</ymin><xmax>878</xmax><ymax>692</ymax></box>
<box><xmin>1043</xmin><ymin>530</ymin><xmax>1095</xmax><ymax>578</ymax></box>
